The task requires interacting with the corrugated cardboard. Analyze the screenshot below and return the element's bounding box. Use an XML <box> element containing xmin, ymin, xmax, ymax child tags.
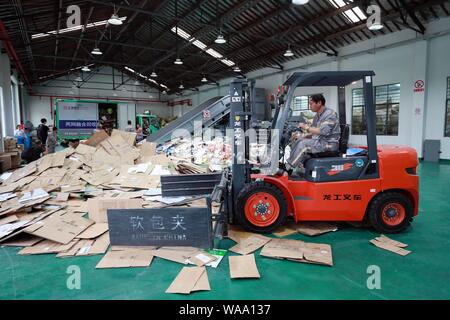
<box><xmin>370</xmin><ymin>235</ymin><xmax>411</xmax><ymax>256</ymax></box>
<box><xmin>1</xmin><ymin>233</ymin><xmax>43</xmax><ymax>247</ymax></box>
<box><xmin>18</xmin><ymin>239</ymin><xmax>78</xmax><ymax>255</ymax></box>
<box><xmin>95</xmin><ymin>248</ymin><xmax>154</xmax><ymax>268</ymax></box>
<box><xmin>84</xmin><ymin>130</ymin><xmax>109</xmax><ymax>147</ymax></box>
<box><xmin>112</xmin><ymin>129</ymin><xmax>136</xmax><ymax>146</ymax></box>
<box><xmin>165</xmin><ymin>266</ymin><xmax>209</xmax><ymax>294</ymax></box>
<box><xmin>0</xmin><ymin>154</ymin><xmax>12</xmax><ymax>171</ymax></box>
<box><xmin>0</xmin><ymin>215</ymin><xmax>18</xmax><ymax>226</ymax></box>
<box><xmin>5</xmin><ymin>162</ymin><xmax>36</xmax><ymax>184</ymax></box>
<box><xmin>23</xmin><ymin>212</ymin><xmax>94</xmax><ymax>244</ymax></box>
<box><xmin>76</xmin><ymin>223</ymin><xmax>109</xmax><ymax>239</ymax></box>
<box><xmin>55</xmin><ymin>193</ymin><xmax>70</xmax><ymax>202</ymax></box>
<box><xmin>296</xmin><ymin>222</ymin><xmax>338</xmax><ymax>236</ymax></box>
<box><xmin>56</xmin><ymin>239</ymin><xmax>89</xmax><ymax>258</ymax></box>
<box><xmin>229</xmin><ymin>234</ymin><xmax>271</xmax><ymax>255</ymax></box>
<box><xmin>260</xmin><ymin>238</ymin><xmax>333</xmax><ymax>266</ymax></box>
<box><xmin>152</xmin><ymin>247</ymin><xmax>199</xmax><ymax>264</ymax></box>
<box><xmin>272</xmin><ymin>224</ymin><xmax>298</xmax><ymax>237</ymax></box>
<box><xmin>81</xmin><ymin>232</ymin><xmax>110</xmax><ymax>255</ymax></box>
<box><xmin>259</xmin><ymin>238</ymin><xmax>304</xmax><ymax>260</ymax></box>
<box><xmin>229</xmin><ymin>254</ymin><xmax>260</xmax><ymax>279</ymax></box>
<box><xmin>87</xmin><ymin>198</ymin><xmax>143</xmax><ymax>223</ymax></box>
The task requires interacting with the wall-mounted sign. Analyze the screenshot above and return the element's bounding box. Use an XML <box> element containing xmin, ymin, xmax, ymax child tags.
<box><xmin>414</xmin><ymin>80</ymin><xmax>425</xmax><ymax>93</ymax></box>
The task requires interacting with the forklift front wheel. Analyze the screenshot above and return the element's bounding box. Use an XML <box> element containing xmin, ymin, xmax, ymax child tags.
<box><xmin>368</xmin><ymin>191</ymin><xmax>413</xmax><ymax>234</ymax></box>
<box><xmin>236</xmin><ymin>182</ymin><xmax>287</xmax><ymax>233</ymax></box>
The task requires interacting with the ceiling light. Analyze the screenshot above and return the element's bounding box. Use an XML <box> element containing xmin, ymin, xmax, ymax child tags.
<box><xmin>233</xmin><ymin>66</ymin><xmax>241</xmax><ymax>73</ymax></box>
<box><xmin>91</xmin><ymin>47</ymin><xmax>102</xmax><ymax>55</ymax></box>
<box><xmin>108</xmin><ymin>13</ymin><xmax>123</xmax><ymax>25</ymax></box>
<box><xmin>74</xmin><ymin>76</ymin><xmax>82</xmax><ymax>82</ymax></box>
<box><xmin>284</xmin><ymin>46</ymin><xmax>294</xmax><ymax>57</ymax></box>
<box><xmin>150</xmin><ymin>71</ymin><xmax>157</xmax><ymax>78</ymax></box>
<box><xmin>292</xmin><ymin>0</ymin><xmax>309</xmax><ymax>4</ymax></box>
<box><xmin>162</xmin><ymin>90</ymin><xmax>167</xmax><ymax>95</ymax></box>
<box><xmin>179</xmin><ymin>83</ymin><xmax>184</xmax><ymax>89</ymax></box>
<box><xmin>134</xmin><ymin>80</ymin><xmax>140</xmax><ymax>85</ymax></box>
<box><xmin>368</xmin><ymin>22</ymin><xmax>384</xmax><ymax>31</ymax></box>
<box><xmin>81</xmin><ymin>66</ymin><xmax>91</xmax><ymax>72</ymax></box>
<box><xmin>113</xmin><ymin>92</ymin><xmax>118</xmax><ymax>97</ymax></box>
<box><xmin>215</xmin><ymin>34</ymin><xmax>226</xmax><ymax>44</ymax></box>
<box><xmin>174</xmin><ymin>58</ymin><xmax>183</xmax><ymax>65</ymax></box>
<box><xmin>201</xmin><ymin>76</ymin><xmax>208</xmax><ymax>83</ymax></box>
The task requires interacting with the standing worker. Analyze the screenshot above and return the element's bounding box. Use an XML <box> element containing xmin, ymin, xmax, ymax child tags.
<box><xmin>36</xmin><ymin>118</ymin><xmax>50</xmax><ymax>145</ymax></box>
<box><xmin>46</xmin><ymin>127</ymin><xmax>58</xmax><ymax>154</ymax></box>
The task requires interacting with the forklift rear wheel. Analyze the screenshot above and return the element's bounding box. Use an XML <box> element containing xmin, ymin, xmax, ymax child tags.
<box><xmin>236</xmin><ymin>182</ymin><xmax>287</xmax><ymax>233</ymax></box>
<box><xmin>368</xmin><ymin>191</ymin><xmax>413</xmax><ymax>234</ymax></box>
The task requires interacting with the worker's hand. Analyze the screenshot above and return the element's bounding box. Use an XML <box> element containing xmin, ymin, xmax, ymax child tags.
<box><xmin>299</xmin><ymin>123</ymin><xmax>309</xmax><ymax>131</ymax></box>
<box><xmin>291</xmin><ymin>132</ymin><xmax>301</xmax><ymax>141</ymax></box>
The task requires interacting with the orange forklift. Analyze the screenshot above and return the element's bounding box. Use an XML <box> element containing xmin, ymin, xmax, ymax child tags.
<box><xmin>211</xmin><ymin>71</ymin><xmax>419</xmax><ymax>235</ymax></box>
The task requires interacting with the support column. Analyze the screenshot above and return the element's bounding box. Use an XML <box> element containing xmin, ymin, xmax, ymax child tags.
<box><xmin>410</xmin><ymin>40</ymin><xmax>427</xmax><ymax>158</ymax></box>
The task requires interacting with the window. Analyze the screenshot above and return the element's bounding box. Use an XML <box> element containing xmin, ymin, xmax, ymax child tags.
<box><xmin>351</xmin><ymin>83</ymin><xmax>400</xmax><ymax>136</ymax></box>
<box><xmin>292</xmin><ymin>95</ymin><xmax>310</xmax><ymax>116</ymax></box>
<box><xmin>445</xmin><ymin>77</ymin><xmax>450</xmax><ymax>137</ymax></box>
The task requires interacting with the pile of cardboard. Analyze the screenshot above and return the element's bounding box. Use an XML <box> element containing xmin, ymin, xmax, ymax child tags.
<box><xmin>0</xmin><ymin>129</ymin><xmax>211</xmax><ymax>258</ymax></box>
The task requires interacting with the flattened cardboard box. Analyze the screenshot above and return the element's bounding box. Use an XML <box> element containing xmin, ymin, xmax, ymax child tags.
<box><xmin>87</xmin><ymin>198</ymin><xmax>143</xmax><ymax>223</ymax></box>
<box><xmin>166</xmin><ymin>266</ymin><xmax>210</xmax><ymax>294</ymax></box>
<box><xmin>229</xmin><ymin>254</ymin><xmax>260</xmax><ymax>279</ymax></box>
<box><xmin>96</xmin><ymin>248</ymin><xmax>154</xmax><ymax>268</ymax></box>
<box><xmin>370</xmin><ymin>235</ymin><xmax>411</xmax><ymax>256</ymax></box>
<box><xmin>260</xmin><ymin>238</ymin><xmax>333</xmax><ymax>266</ymax></box>
<box><xmin>296</xmin><ymin>222</ymin><xmax>338</xmax><ymax>236</ymax></box>
<box><xmin>19</xmin><ymin>239</ymin><xmax>77</xmax><ymax>255</ymax></box>
<box><xmin>23</xmin><ymin>212</ymin><xmax>94</xmax><ymax>244</ymax></box>
<box><xmin>76</xmin><ymin>223</ymin><xmax>109</xmax><ymax>239</ymax></box>
<box><xmin>229</xmin><ymin>234</ymin><xmax>271</xmax><ymax>255</ymax></box>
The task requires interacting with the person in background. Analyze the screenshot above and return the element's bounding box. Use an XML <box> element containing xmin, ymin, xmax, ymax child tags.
<box><xmin>22</xmin><ymin>127</ymin><xmax>32</xmax><ymax>151</ymax></box>
<box><xmin>93</xmin><ymin>122</ymin><xmax>103</xmax><ymax>134</ymax></box>
<box><xmin>36</xmin><ymin>118</ymin><xmax>49</xmax><ymax>144</ymax></box>
<box><xmin>14</xmin><ymin>124</ymin><xmax>24</xmax><ymax>137</ymax></box>
<box><xmin>125</xmin><ymin>120</ymin><xmax>134</xmax><ymax>132</ymax></box>
<box><xmin>21</xmin><ymin>140</ymin><xmax>45</xmax><ymax>163</ymax></box>
<box><xmin>46</xmin><ymin>126</ymin><xmax>58</xmax><ymax>154</ymax></box>
<box><xmin>68</xmin><ymin>138</ymin><xmax>80</xmax><ymax>149</ymax></box>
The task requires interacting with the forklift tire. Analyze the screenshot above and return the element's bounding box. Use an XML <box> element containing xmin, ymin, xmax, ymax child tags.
<box><xmin>236</xmin><ymin>182</ymin><xmax>287</xmax><ymax>233</ymax></box>
<box><xmin>368</xmin><ymin>191</ymin><xmax>413</xmax><ymax>234</ymax></box>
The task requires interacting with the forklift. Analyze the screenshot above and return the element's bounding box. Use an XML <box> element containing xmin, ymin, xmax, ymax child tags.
<box><xmin>210</xmin><ymin>71</ymin><xmax>419</xmax><ymax>236</ymax></box>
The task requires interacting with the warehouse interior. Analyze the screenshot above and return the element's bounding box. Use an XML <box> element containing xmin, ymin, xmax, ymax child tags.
<box><xmin>0</xmin><ymin>0</ymin><xmax>449</xmax><ymax>301</ymax></box>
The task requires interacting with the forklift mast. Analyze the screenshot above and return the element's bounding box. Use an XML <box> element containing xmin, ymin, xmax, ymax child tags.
<box><xmin>229</xmin><ymin>78</ymin><xmax>253</xmax><ymax>202</ymax></box>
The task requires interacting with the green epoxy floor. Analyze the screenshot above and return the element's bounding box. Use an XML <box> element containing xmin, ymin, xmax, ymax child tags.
<box><xmin>1</xmin><ymin>162</ymin><xmax>449</xmax><ymax>300</ymax></box>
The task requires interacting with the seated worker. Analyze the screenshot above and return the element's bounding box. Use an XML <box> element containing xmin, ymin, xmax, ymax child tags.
<box><xmin>285</xmin><ymin>94</ymin><xmax>340</xmax><ymax>174</ymax></box>
<box><xmin>21</xmin><ymin>140</ymin><xmax>45</xmax><ymax>163</ymax></box>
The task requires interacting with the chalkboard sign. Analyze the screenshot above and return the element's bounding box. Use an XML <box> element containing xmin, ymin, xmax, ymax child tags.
<box><xmin>107</xmin><ymin>207</ymin><xmax>213</xmax><ymax>249</ymax></box>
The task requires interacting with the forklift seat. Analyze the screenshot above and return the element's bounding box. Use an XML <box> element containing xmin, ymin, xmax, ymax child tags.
<box><xmin>309</xmin><ymin>124</ymin><xmax>350</xmax><ymax>158</ymax></box>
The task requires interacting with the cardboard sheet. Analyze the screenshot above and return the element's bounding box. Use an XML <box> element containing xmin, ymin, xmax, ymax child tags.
<box><xmin>152</xmin><ymin>247</ymin><xmax>199</xmax><ymax>265</ymax></box>
<box><xmin>370</xmin><ymin>235</ymin><xmax>411</xmax><ymax>256</ymax></box>
<box><xmin>229</xmin><ymin>254</ymin><xmax>260</xmax><ymax>279</ymax></box>
<box><xmin>19</xmin><ymin>239</ymin><xmax>77</xmax><ymax>255</ymax></box>
<box><xmin>23</xmin><ymin>212</ymin><xmax>94</xmax><ymax>244</ymax></box>
<box><xmin>229</xmin><ymin>234</ymin><xmax>271</xmax><ymax>255</ymax></box>
<box><xmin>87</xmin><ymin>198</ymin><xmax>143</xmax><ymax>223</ymax></box>
<box><xmin>295</xmin><ymin>222</ymin><xmax>338</xmax><ymax>236</ymax></box>
<box><xmin>76</xmin><ymin>223</ymin><xmax>109</xmax><ymax>239</ymax></box>
<box><xmin>260</xmin><ymin>238</ymin><xmax>333</xmax><ymax>266</ymax></box>
<box><xmin>95</xmin><ymin>248</ymin><xmax>154</xmax><ymax>268</ymax></box>
<box><xmin>165</xmin><ymin>266</ymin><xmax>209</xmax><ymax>294</ymax></box>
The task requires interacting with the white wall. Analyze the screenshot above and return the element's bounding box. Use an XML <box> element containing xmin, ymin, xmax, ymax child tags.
<box><xmin>179</xmin><ymin>17</ymin><xmax>450</xmax><ymax>159</ymax></box>
<box><xmin>424</xmin><ymin>33</ymin><xmax>450</xmax><ymax>159</ymax></box>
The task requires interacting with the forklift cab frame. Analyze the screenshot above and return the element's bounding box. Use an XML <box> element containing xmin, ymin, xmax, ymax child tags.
<box><xmin>273</xmin><ymin>71</ymin><xmax>378</xmax><ymax>179</ymax></box>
